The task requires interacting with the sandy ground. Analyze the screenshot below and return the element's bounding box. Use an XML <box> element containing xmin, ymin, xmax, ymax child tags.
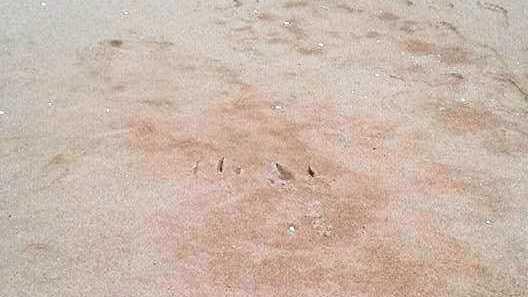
<box><xmin>1</xmin><ymin>0</ymin><xmax>528</xmax><ymax>296</ymax></box>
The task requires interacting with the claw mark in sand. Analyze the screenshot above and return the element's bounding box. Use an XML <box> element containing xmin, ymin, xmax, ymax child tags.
<box><xmin>217</xmin><ymin>157</ymin><xmax>224</xmax><ymax>173</ymax></box>
<box><xmin>308</xmin><ymin>165</ymin><xmax>315</xmax><ymax>177</ymax></box>
<box><xmin>275</xmin><ymin>162</ymin><xmax>294</xmax><ymax>181</ymax></box>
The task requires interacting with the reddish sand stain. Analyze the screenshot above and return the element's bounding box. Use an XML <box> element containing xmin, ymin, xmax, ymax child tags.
<box><xmin>134</xmin><ymin>86</ymin><xmax>509</xmax><ymax>296</ymax></box>
<box><xmin>436</xmin><ymin>102</ymin><xmax>496</xmax><ymax>134</ymax></box>
<box><xmin>401</xmin><ymin>39</ymin><xmax>471</xmax><ymax>65</ymax></box>
<box><xmin>337</xmin><ymin>116</ymin><xmax>396</xmax><ymax>150</ymax></box>
<box><xmin>425</xmin><ymin>99</ymin><xmax>527</xmax><ymax>156</ymax></box>
<box><xmin>128</xmin><ymin>117</ymin><xmax>219</xmax><ymax>180</ymax></box>
<box><xmin>437</xmin><ymin>46</ymin><xmax>469</xmax><ymax>65</ymax></box>
<box><xmin>401</xmin><ymin>39</ymin><xmax>434</xmax><ymax>55</ymax></box>
<box><xmin>415</xmin><ymin>162</ymin><xmax>466</xmax><ymax>193</ymax></box>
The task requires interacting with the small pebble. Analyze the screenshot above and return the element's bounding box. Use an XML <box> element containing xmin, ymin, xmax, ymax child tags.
<box><xmin>121</xmin><ymin>10</ymin><xmax>129</xmax><ymax>15</ymax></box>
<box><xmin>106</xmin><ymin>108</ymin><xmax>110</xmax><ymax>113</ymax></box>
<box><xmin>271</xmin><ymin>104</ymin><xmax>283</xmax><ymax>110</ymax></box>
<box><xmin>40</xmin><ymin>2</ymin><xmax>47</xmax><ymax>7</ymax></box>
<box><xmin>318</xmin><ymin>42</ymin><xmax>324</xmax><ymax>47</ymax></box>
<box><xmin>0</xmin><ymin>110</ymin><xmax>5</xmax><ymax>115</ymax></box>
<box><xmin>485</xmin><ymin>219</ymin><xmax>494</xmax><ymax>225</ymax></box>
<box><xmin>287</xmin><ymin>225</ymin><xmax>296</xmax><ymax>236</ymax></box>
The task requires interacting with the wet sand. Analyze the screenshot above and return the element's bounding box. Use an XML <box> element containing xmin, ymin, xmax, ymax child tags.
<box><xmin>1</xmin><ymin>1</ymin><xmax>527</xmax><ymax>296</ymax></box>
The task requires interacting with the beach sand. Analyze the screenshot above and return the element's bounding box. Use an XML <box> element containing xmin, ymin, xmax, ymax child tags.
<box><xmin>1</xmin><ymin>1</ymin><xmax>527</xmax><ymax>296</ymax></box>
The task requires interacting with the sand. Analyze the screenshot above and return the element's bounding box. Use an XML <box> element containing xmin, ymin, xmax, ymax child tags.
<box><xmin>1</xmin><ymin>0</ymin><xmax>527</xmax><ymax>296</ymax></box>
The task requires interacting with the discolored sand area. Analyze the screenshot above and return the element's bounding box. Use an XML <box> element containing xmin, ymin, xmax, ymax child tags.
<box><xmin>1</xmin><ymin>1</ymin><xmax>527</xmax><ymax>296</ymax></box>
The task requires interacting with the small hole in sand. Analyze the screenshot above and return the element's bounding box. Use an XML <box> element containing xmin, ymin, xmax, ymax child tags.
<box><xmin>109</xmin><ymin>39</ymin><xmax>123</xmax><ymax>47</ymax></box>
